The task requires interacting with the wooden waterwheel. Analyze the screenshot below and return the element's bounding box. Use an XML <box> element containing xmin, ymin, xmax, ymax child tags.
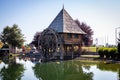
<box><xmin>39</xmin><ymin>28</ymin><xmax>59</xmax><ymax>60</ymax></box>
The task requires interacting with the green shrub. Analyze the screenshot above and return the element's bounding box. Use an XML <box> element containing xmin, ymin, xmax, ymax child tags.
<box><xmin>98</xmin><ymin>47</ymin><xmax>104</xmax><ymax>58</ymax></box>
<box><xmin>103</xmin><ymin>48</ymin><xmax>110</xmax><ymax>59</ymax></box>
<box><xmin>109</xmin><ymin>48</ymin><xmax>117</xmax><ymax>59</ymax></box>
<box><xmin>117</xmin><ymin>43</ymin><xmax>120</xmax><ymax>60</ymax></box>
<box><xmin>98</xmin><ymin>47</ymin><xmax>117</xmax><ymax>59</ymax></box>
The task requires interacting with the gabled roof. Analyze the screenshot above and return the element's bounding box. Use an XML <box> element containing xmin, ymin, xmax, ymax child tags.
<box><xmin>48</xmin><ymin>8</ymin><xmax>86</xmax><ymax>34</ymax></box>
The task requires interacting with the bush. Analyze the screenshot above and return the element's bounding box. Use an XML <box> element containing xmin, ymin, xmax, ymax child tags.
<box><xmin>117</xmin><ymin>43</ymin><xmax>120</xmax><ymax>59</ymax></box>
<box><xmin>98</xmin><ymin>47</ymin><xmax>117</xmax><ymax>59</ymax></box>
<box><xmin>103</xmin><ymin>48</ymin><xmax>110</xmax><ymax>59</ymax></box>
<box><xmin>109</xmin><ymin>48</ymin><xmax>117</xmax><ymax>59</ymax></box>
<box><xmin>98</xmin><ymin>47</ymin><xmax>104</xmax><ymax>58</ymax></box>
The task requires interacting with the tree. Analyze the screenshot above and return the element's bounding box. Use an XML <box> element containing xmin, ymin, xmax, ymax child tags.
<box><xmin>117</xmin><ymin>39</ymin><xmax>120</xmax><ymax>60</ymax></box>
<box><xmin>75</xmin><ymin>19</ymin><xmax>93</xmax><ymax>46</ymax></box>
<box><xmin>0</xmin><ymin>24</ymin><xmax>24</xmax><ymax>53</ymax></box>
<box><xmin>31</xmin><ymin>32</ymin><xmax>41</xmax><ymax>48</ymax></box>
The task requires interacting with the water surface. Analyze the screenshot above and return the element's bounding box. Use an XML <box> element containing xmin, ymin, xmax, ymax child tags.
<box><xmin>0</xmin><ymin>57</ymin><xmax>120</xmax><ymax>80</ymax></box>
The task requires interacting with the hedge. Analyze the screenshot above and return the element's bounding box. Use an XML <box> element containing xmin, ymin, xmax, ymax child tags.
<box><xmin>98</xmin><ymin>47</ymin><xmax>117</xmax><ymax>59</ymax></box>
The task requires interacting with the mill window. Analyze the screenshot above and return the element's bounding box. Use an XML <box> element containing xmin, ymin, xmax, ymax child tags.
<box><xmin>74</xmin><ymin>34</ymin><xmax>79</xmax><ymax>38</ymax></box>
<box><xmin>67</xmin><ymin>33</ymin><xmax>72</xmax><ymax>38</ymax></box>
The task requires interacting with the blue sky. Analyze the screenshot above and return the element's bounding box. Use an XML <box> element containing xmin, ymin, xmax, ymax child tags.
<box><xmin>0</xmin><ymin>0</ymin><xmax>120</xmax><ymax>45</ymax></box>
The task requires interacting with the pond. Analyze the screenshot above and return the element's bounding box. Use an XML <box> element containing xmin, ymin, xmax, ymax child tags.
<box><xmin>0</xmin><ymin>56</ymin><xmax>120</xmax><ymax>80</ymax></box>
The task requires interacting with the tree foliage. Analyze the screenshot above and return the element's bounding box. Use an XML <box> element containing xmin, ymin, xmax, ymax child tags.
<box><xmin>0</xmin><ymin>24</ymin><xmax>24</xmax><ymax>48</ymax></box>
<box><xmin>31</xmin><ymin>32</ymin><xmax>41</xmax><ymax>47</ymax></box>
<box><xmin>117</xmin><ymin>39</ymin><xmax>120</xmax><ymax>59</ymax></box>
<box><xmin>75</xmin><ymin>19</ymin><xmax>93</xmax><ymax>46</ymax></box>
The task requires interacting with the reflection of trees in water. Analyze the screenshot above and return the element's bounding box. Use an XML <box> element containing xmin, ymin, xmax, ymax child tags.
<box><xmin>0</xmin><ymin>63</ymin><xmax>24</xmax><ymax>80</ymax></box>
<box><xmin>97</xmin><ymin>62</ymin><xmax>120</xmax><ymax>72</ymax></box>
<box><xmin>33</xmin><ymin>60</ymin><xmax>93</xmax><ymax>80</ymax></box>
<box><xmin>0</xmin><ymin>56</ymin><xmax>25</xmax><ymax>80</ymax></box>
<box><xmin>118</xmin><ymin>69</ymin><xmax>120</xmax><ymax>80</ymax></box>
<box><xmin>97</xmin><ymin>62</ymin><xmax>120</xmax><ymax>80</ymax></box>
<box><xmin>82</xmin><ymin>65</ymin><xmax>91</xmax><ymax>70</ymax></box>
<box><xmin>81</xmin><ymin>62</ymin><xmax>98</xmax><ymax>74</ymax></box>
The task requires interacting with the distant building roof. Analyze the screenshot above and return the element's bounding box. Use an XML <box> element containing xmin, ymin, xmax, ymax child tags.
<box><xmin>48</xmin><ymin>7</ymin><xmax>86</xmax><ymax>34</ymax></box>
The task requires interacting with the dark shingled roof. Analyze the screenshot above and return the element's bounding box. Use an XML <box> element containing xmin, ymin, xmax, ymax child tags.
<box><xmin>48</xmin><ymin>8</ymin><xmax>86</xmax><ymax>34</ymax></box>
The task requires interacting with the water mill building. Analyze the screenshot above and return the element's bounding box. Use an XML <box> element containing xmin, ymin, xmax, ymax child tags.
<box><xmin>39</xmin><ymin>7</ymin><xmax>86</xmax><ymax>60</ymax></box>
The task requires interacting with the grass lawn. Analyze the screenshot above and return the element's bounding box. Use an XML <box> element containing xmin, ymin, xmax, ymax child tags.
<box><xmin>81</xmin><ymin>47</ymin><xmax>97</xmax><ymax>52</ymax></box>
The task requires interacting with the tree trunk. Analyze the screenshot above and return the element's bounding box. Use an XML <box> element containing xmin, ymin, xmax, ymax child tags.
<box><xmin>9</xmin><ymin>45</ymin><xmax>16</xmax><ymax>53</ymax></box>
<box><xmin>9</xmin><ymin>44</ymin><xmax>12</xmax><ymax>53</ymax></box>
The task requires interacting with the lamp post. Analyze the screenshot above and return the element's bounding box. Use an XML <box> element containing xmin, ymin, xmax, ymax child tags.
<box><xmin>115</xmin><ymin>27</ymin><xmax>120</xmax><ymax>45</ymax></box>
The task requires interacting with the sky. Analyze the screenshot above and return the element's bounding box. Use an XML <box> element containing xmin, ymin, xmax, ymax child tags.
<box><xmin>0</xmin><ymin>0</ymin><xmax>120</xmax><ymax>45</ymax></box>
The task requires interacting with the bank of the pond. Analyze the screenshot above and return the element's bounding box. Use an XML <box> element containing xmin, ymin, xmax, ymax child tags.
<box><xmin>75</xmin><ymin>55</ymin><xmax>99</xmax><ymax>60</ymax></box>
<box><xmin>4</xmin><ymin>53</ymin><xmax>120</xmax><ymax>64</ymax></box>
<box><xmin>75</xmin><ymin>55</ymin><xmax>120</xmax><ymax>64</ymax></box>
